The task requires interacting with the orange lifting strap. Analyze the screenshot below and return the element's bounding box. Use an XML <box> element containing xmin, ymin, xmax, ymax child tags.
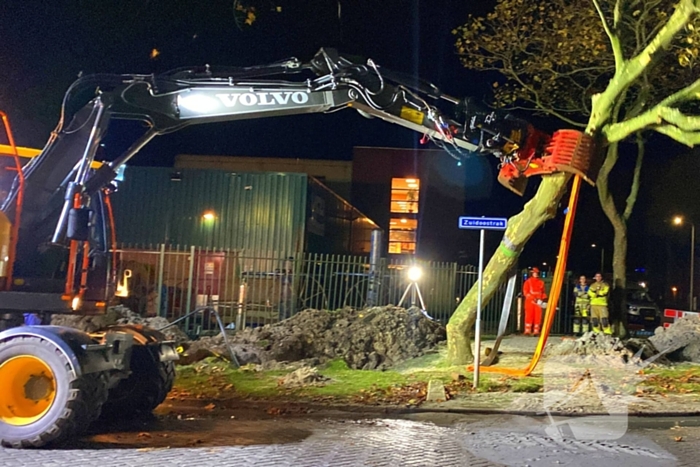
<box><xmin>477</xmin><ymin>175</ymin><xmax>581</xmax><ymax>377</ymax></box>
<box><xmin>469</xmin><ymin>129</ymin><xmax>593</xmax><ymax>377</ymax></box>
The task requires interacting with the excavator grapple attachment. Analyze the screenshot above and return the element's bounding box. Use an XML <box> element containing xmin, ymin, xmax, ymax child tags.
<box><xmin>497</xmin><ymin>130</ymin><xmax>597</xmax><ymax>196</ymax></box>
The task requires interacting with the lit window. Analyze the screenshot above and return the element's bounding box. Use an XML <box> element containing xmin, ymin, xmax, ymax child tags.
<box><xmin>391</xmin><ymin>178</ymin><xmax>419</xmax><ymax>214</ymax></box>
<box><xmin>389</xmin><ymin>178</ymin><xmax>419</xmax><ymax>254</ymax></box>
<box><xmin>388</xmin><ymin>217</ymin><xmax>417</xmax><ymax>254</ymax></box>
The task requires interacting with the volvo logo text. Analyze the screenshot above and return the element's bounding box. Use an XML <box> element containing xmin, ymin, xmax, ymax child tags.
<box><xmin>215</xmin><ymin>91</ymin><xmax>310</xmax><ymax>107</ymax></box>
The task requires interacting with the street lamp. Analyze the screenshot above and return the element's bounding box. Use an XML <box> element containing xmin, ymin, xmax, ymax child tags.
<box><xmin>591</xmin><ymin>243</ymin><xmax>604</xmax><ymax>273</ymax></box>
<box><xmin>672</xmin><ymin>286</ymin><xmax>678</xmax><ymax>303</ymax></box>
<box><xmin>673</xmin><ymin>216</ymin><xmax>695</xmax><ymax>310</ymax></box>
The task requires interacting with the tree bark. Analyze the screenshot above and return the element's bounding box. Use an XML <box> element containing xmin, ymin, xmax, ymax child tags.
<box><xmin>596</xmin><ymin>135</ymin><xmax>644</xmax><ymax>336</ymax></box>
<box><xmin>446</xmin><ymin>173</ymin><xmax>571</xmax><ymax>364</ymax></box>
<box><xmin>611</xmin><ymin>224</ymin><xmax>629</xmax><ymax>336</ymax></box>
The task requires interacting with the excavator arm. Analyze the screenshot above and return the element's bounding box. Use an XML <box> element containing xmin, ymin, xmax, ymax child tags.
<box><xmin>0</xmin><ymin>47</ymin><xmax>596</xmax><ymax>312</ymax></box>
<box><xmin>0</xmin><ymin>49</ymin><xmax>599</xmax><ymax>449</ymax></box>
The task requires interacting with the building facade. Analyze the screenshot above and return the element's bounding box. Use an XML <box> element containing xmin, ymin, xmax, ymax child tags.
<box><xmin>351</xmin><ymin>146</ymin><xmax>468</xmax><ymax>261</ymax></box>
<box><xmin>111</xmin><ymin>167</ymin><xmax>377</xmax><ymax>256</ymax></box>
<box><xmin>174</xmin><ymin>154</ymin><xmax>352</xmax><ymax>200</ymax></box>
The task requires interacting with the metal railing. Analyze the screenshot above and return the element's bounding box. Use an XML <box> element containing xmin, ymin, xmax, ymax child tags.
<box><xmin>115</xmin><ymin>244</ymin><xmax>573</xmax><ymax>337</ymax></box>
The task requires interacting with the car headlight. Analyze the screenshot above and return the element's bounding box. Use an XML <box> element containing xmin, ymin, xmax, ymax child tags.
<box><xmin>627</xmin><ymin>306</ymin><xmax>640</xmax><ymax>316</ymax></box>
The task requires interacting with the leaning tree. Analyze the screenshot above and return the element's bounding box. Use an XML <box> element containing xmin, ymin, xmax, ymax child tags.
<box><xmin>447</xmin><ymin>0</ymin><xmax>700</xmax><ymax>363</ymax></box>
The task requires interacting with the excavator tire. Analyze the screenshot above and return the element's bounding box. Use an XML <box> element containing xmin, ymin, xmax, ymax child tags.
<box><xmin>78</xmin><ymin>371</ymin><xmax>110</xmax><ymax>426</ymax></box>
<box><xmin>0</xmin><ymin>335</ymin><xmax>106</xmax><ymax>448</ymax></box>
<box><xmin>100</xmin><ymin>345</ymin><xmax>175</xmax><ymax>419</ymax></box>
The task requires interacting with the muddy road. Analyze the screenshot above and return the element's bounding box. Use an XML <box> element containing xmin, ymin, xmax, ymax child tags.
<box><xmin>3</xmin><ymin>401</ymin><xmax>699</xmax><ymax>466</ymax></box>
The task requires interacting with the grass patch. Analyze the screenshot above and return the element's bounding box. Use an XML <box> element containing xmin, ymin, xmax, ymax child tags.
<box><xmin>173</xmin><ymin>358</ymin><xmax>288</xmax><ymax>399</ymax></box>
<box><xmin>172</xmin><ymin>353</ymin><xmax>545</xmax><ymax>404</ymax></box>
<box><xmin>641</xmin><ymin>363</ymin><xmax>700</xmax><ymax>395</ymax></box>
<box><xmin>509</xmin><ymin>376</ymin><xmax>544</xmax><ymax>393</ymax></box>
<box><xmin>303</xmin><ymin>359</ymin><xmax>412</xmax><ymax>398</ymax></box>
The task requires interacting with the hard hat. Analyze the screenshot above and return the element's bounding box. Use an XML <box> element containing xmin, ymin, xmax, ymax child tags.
<box><xmin>531</xmin><ymin>267</ymin><xmax>540</xmax><ymax>274</ymax></box>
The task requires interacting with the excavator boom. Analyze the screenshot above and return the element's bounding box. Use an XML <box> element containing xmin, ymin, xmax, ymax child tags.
<box><xmin>0</xmin><ymin>47</ymin><xmax>598</xmax><ymax>449</ymax></box>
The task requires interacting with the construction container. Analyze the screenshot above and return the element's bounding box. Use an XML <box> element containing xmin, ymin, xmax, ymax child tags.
<box><xmin>110</xmin><ymin>167</ymin><xmax>379</xmax><ymax>257</ymax></box>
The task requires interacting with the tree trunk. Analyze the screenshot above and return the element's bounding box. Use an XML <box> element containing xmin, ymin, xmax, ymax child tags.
<box><xmin>445</xmin><ymin>49</ymin><xmax>629</xmax><ymax>364</ymax></box>
<box><xmin>446</xmin><ymin>172</ymin><xmax>571</xmax><ymax>364</ymax></box>
<box><xmin>597</xmin><ymin>142</ymin><xmax>627</xmax><ymax>336</ymax></box>
<box><xmin>597</xmin><ymin>136</ymin><xmax>644</xmax><ymax>337</ymax></box>
<box><xmin>611</xmin><ymin>225</ymin><xmax>629</xmax><ymax>336</ymax></box>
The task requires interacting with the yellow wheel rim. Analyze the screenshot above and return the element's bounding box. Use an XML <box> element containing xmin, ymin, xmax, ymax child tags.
<box><xmin>0</xmin><ymin>355</ymin><xmax>57</xmax><ymax>426</ymax></box>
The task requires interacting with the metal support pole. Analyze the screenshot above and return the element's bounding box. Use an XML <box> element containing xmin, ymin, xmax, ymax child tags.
<box><xmin>236</xmin><ymin>282</ymin><xmax>247</xmax><ymax>331</ymax></box>
<box><xmin>474</xmin><ymin>228</ymin><xmax>485</xmax><ymax>389</ymax></box>
<box><xmin>155</xmin><ymin>243</ymin><xmax>166</xmax><ymax>317</ymax></box>
<box><xmin>516</xmin><ymin>295</ymin><xmax>523</xmax><ymax>332</ymax></box>
<box><xmin>185</xmin><ymin>245</ymin><xmax>196</xmax><ymax>331</ymax></box>
<box><xmin>367</xmin><ymin>229</ymin><xmax>382</xmax><ymax>306</ymax></box>
<box><xmin>690</xmin><ymin>224</ymin><xmax>696</xmax><ymax>310</ymax></box>
<box><xmin>414</xmin><ymin>283</ymin><xmax>427</xmax><ymax>312</ymax></box>
<box><xmin>109</xmin><ymin>129</ymin><xmax>158</xmax><ymax>170</ymax></box>
<box><xmin>398</xmin><ymin>283</ymin><xmax>412</xmax><ymax>308</ymax></box>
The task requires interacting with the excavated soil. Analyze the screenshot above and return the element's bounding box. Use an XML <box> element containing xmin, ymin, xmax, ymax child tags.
<box><xmin>51</xmin><ymin>305</ymin><xmax>190</xmax><ymax>343</ymax></box>
<box><xmin>183</xmin><ymin>306</ymin><xmax>446</xmax><ymax>370</ymax></box>
<box><xmin>650</xmin><ymin>315</ymin><xmax>700</xmax><ymax>362</ymax></box>
<box><xmin>51</xmin><ymin>305</ymin><xmax>445</xmax><ymax>370</ymax></box>
<box><xmin>546</xmin><ymin>332</ymin><xmax>666</xmax><ymax>367</ymax></box>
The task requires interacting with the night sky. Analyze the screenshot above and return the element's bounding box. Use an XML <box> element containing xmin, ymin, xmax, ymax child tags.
<box><xmin>1</xmin><ymin>0</ymin><xmax>697</xmax><ymax>305</ymax></box>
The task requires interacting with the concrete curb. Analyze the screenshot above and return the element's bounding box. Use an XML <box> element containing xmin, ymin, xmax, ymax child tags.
<box><xmin>162</xmin><ymin>398</ymin><xmax>700</xmax><ymax>419</ymax></box>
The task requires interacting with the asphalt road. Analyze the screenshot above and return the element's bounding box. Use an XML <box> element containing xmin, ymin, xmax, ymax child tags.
<box><xmin>2</xmin><ymin>410</ymin><xmax>700</xmax><ymax>466</ymax></box>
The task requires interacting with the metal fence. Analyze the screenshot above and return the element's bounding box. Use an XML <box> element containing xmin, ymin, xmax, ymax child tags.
<box><xmin>115</xmin><ymin>244</ymin><xmax>574</xmax><ymax>337</ymax></box>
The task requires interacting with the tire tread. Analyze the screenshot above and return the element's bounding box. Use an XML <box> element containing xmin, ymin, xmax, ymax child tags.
<box><xmin>0</xmin><ymin>336</ymin><xmax>106</xmax><ymax>448</ymax></box>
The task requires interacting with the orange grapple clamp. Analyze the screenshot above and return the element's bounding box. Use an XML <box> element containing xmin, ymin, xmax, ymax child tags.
<box><xmin>497</xmin><ymin>128</ymin><xmax>598</xmax><ymax>196</ymax></box>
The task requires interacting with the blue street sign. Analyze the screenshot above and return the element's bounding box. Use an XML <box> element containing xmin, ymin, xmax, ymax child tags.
<box><xmin>458</xmin><ymin>216</ymin><xmax>508</xmax><ymax>231</ymax></box>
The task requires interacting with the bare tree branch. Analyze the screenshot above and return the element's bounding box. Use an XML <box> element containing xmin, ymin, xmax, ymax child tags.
<box><xmin>623</xmin><ymin>0</ymin><xmax>699</xmax><ymax>86</ymax></box>
<box><xmin>654</xmin><ymin>125</ymin><xmax>700</xmax><ymax>145</ymax></box>
<box><xmin>613</xmin><ymin>0</ymin><xmax>623</xmax><ymax>28</ymax></box>
<box><xmin>593</xmin><ymin>0</ymin><xmax>625</xmax><ymax>66</ymax></box>
<box><xmin>658</xmin><ymin>76</ymin><xmax>700</xmax><ymax>106</ymax></box>
<box><xmin>604</xmin><ymin>76</ymin><xmax>700</xmax><ymax>141</ymax></box>
<box><xmin>623</xmin><ymin>133</ymin><xmax>644</xmax><ymax>221</ymax></box>
<box><xmin>606</xmin><ymin>105</ymin><xmax>700</xmax><ymax>142</ymax></box>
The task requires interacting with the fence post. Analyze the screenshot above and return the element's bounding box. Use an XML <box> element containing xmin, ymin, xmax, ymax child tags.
<box><xmin>448</xmin><ymin>262</ymin><xmax>458</xmax><ymax>323</ymax></box>
<box><xmin>236</xmin><ymin>282</ymin><xmax>247</xmax><ymax>331</ymax></box>
<box><xmin>155</xmin><ymin>243</ymin><xmax>166</xmax><ymax>317</ymax></box>
<box><xmin>185</xmin><ymin>245</ymin><xmax>196</xmax><ymax>331</ymax></box>
<box><xmin>367</xmin><ymin>229</ymin><xmax>383</xmax><ymax>307</ymax></box>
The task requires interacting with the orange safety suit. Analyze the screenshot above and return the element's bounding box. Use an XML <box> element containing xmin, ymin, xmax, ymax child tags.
<box><xmin>522</xmin><ymin>275</ymin><xmax>547</xmax><ymax>335</ymax></box>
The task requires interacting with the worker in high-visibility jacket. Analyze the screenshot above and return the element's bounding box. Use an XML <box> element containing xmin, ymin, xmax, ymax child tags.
<box><xmin>573</xmin><ymin>275</ymin><xmax>590</xmax><ymax>335</ymax></box>
<box><xmin>522</xmin><ymin>267</ymin><xmax>547</xmax><ymax>335</ymax></box>
<box><xmin>587</xmin><ymin>272</ymin><xmax>612</xmax><ymax>334</ymax></box>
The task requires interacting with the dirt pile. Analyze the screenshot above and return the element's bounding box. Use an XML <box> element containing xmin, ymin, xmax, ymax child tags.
<box><xmin>179</xmin><ymin>335</ymin><xmax>264</xmax><ymax>366</ymax></box>
<box><xmin>547</xmin><ymin>332</ymin><xmax>665</xmax><ymax>366</ymax></box>
<box><xmin>278</xmin><ymin>367</ymin><xmax>330</xmax><ymax>387</ymax></box>
<box><xmin>183</xmin><ymin>305</ymin><xmax>445</xmax><ymax>370</ymax></box>
<box><xmin>650</xmin><ymin>315</ymin><xmax>700</xmax><ymax>362</ymax></box>
<box><xmin>51</xmin><ymin>305</ymin><xmax>189</xmax><ymax>344</ymax></box>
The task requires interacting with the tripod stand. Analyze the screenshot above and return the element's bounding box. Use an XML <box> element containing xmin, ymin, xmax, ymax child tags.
<box><xmin>397</xmin><ymin>280</ymin><xmax>433</xmax><ymax>319</ymax></box>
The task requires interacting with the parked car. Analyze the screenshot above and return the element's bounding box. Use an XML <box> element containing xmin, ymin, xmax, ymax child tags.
<box><xmin>626</xmin><ymin>285</ymin><xmax>661</xmax><ymax>335</ymax></box>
